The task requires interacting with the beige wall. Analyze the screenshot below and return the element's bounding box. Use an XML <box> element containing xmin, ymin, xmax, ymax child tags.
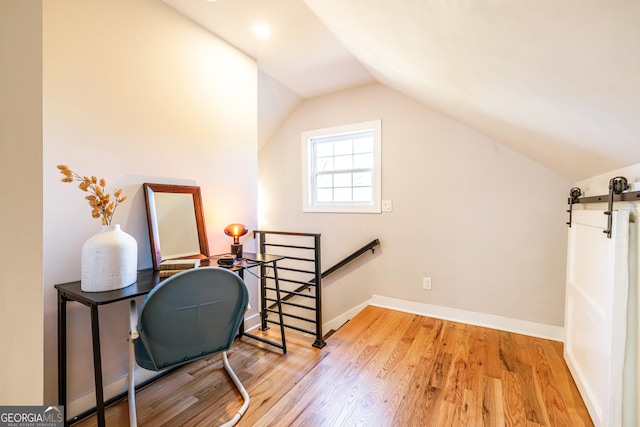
<box><xmin>259</xmin><ymin>83</ymin><xmax>570</xmax><ymax>328</ymax></box>
<box><xmin>42</xmin><ymin>0</ymin><xmax>257</xmax><ymax>412</ymax></box>
<box><xmin>0</xmin><ymin>0</ymin><xmax>44</xmax><ymax>405</ymax></box>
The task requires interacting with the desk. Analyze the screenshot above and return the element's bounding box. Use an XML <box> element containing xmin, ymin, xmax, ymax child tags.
<box><xmin>55</xmin><ymin>253</ymin><xmax>284</xmax><ymax>427</ymax></box>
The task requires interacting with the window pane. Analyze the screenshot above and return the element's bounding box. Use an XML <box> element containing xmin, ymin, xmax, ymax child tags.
<box><xmin>353</xmin><ymin>172</ymin><xmax>371</xmax><ymax>187</ymax></box>
<box><xmin>334</xmin><ymin>188</ymin><xmax>352</xmax><ymax>202</ymax></box>
<box><xmin>334</xmin><ymin>140</ymin><xmax>352</xmax><ymax>156</ymax></box>
<box><xmin>316</xmin><ymin>157</ymin><xmax>334</xmax><ymax>172</ymax></box>
<box><xmin>353</xmin><ymin>153</ymin><xmax>373</xmax><ymax>169</ymax></box>
<box><xmin>353</xmin><ymin>187</ymin><xmax>372</xmax><ymax>202</ymax></box>
<box><xmin>334</xmin><ymin>155</ymin><xmax>352</xmax><ymax>170</ymax></box>
<box><xmin>315</xmin><ymin>141</ymin><xmax>333</xmax><ymax>157</ymax></box>
<box><xmin>353</xmin><ymin>137</ymin><xmax>373</xmax><ymax>154</ymax></box>
<box><xmin>316</xmin><ymin>174</ymin><xmax>333</xmax><ymax>188</ymax></box>
<box><xmin>334</xmin><ymin>173</ymin><xmax>352</xmax><ymax>187</ymax></box>
<box><xmin>316</xmin><ymin>188</ymin><xmax>332</xmax><ymax>202</ymax></box>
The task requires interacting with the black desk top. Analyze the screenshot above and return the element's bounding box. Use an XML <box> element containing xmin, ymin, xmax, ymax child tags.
<box><xmin>54</xmin><ymin>253</ymin><xmax>283</xmax><ymax>306</ymax></box>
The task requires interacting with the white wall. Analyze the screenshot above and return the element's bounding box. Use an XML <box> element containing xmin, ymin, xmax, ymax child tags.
<box><xmin>42</xmin><ymin>0</ymin><xmax>257</xmax><ymax>412</ymax></box>
<box><xmin>259</xmin><ymin>83</ymin><xmax>570</xmax><ymax>329</ymax></box>
<box><xmin>0</xmin><ymin>0</ymin><xmax>44</xmax><ymax>405</ymax></box>
<box><xmin>258</xmin><ymin>70</ymin><xmax>301</xmax><ymax>149</ymax></box>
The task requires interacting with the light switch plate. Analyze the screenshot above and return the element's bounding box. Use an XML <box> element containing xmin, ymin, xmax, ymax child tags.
<box><xmin>382</xmin><ymin>200</ymin><xmax>392</xmax><ymax>212</ymax></box>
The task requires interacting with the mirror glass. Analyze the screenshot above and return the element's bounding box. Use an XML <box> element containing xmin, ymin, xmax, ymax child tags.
<box><xmin>143</xmin><ymin>183</ymin><xmax>210</xmax><ymax>270</ymax></box>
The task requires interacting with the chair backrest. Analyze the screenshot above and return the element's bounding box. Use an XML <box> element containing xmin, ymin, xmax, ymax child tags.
<box><xmin>136</xmin><ymin>267</ymin><xmax>248</xmax><ymax>371</ymax></box>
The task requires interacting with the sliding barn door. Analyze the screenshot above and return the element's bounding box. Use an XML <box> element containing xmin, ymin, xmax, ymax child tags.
<box><xmin>565</xmin><ymin>209</ymin><xmax>629</xmax><ymax>427</ymax></box>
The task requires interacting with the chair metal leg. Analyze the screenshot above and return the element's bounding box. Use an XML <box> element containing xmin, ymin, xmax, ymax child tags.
<box><xmin>128</xmin><ymin>300</ymin><xmax>138</xmax><ymax>427</ymax></box>
<box><xmin>128</xmin><ymin>337</ymin><xmax>137</xmax><ymax>427</ymax></box>
<box><xmin>219</xmin><ymin>351</ymin><xmax>250</xmax><ymax>427</ymax></box>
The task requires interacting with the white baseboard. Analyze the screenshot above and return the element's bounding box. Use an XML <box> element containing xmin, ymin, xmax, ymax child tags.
<box><xmin>67</xmin><ymin>366</ymin><xmax>159</xmax><ymax>420</ymax></box>
<box><xmin>369</xmin><ymin>295</ymin><xmax>564</xmax><ymax>342</ymax></box>
<box><xmin>322</xmin><ymin>301</ymin><xmax>370</xmax><ymax>334</ymax></box>
<box><xmin>243</xmin><ymin>311</ymin><xmax>262</xmax><ymax>332</ymax></box>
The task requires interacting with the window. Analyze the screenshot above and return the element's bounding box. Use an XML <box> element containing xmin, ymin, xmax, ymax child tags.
<box><xmin>302</xmin><ymin>120</ymin><xmax>381</xmax><ymax>213</ymax></box>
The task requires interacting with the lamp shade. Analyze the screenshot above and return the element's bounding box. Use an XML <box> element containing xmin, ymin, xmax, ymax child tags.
<box><xmin>224</xmin><ymin>224</ymin><xmax>248</xmax><ymax>244</ymax></box>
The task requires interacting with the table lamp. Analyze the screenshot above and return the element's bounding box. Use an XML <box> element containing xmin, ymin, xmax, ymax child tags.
<box><xmin>224</xmin><ymin>223</ymin><xmax>248</xmax><ymax>258</ymax></box>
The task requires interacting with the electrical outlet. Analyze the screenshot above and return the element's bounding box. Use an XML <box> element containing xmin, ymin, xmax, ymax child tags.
<box><xmin>423</xmin><ymin>277</ymin><xmax>432</xmax><ymax>290</ymax></box>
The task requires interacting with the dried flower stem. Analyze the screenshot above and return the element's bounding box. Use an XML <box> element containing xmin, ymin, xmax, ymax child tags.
<box><xmin>57</xmin><ymin>164</ymin><xmax>127</xmax><ymax>225</ymax></box>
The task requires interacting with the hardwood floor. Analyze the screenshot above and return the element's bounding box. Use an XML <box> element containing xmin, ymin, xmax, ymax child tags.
<box><xmin>74</xmin><ymin>306</ymin><xmax>593</xmax><ymax>426</ymax></box>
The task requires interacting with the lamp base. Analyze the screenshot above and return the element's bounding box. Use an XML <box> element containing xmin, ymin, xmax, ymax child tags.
<box><xmin>231</xmin><ymin>243</ymin><xmax>243</xmax><ymax>258</ymax></box>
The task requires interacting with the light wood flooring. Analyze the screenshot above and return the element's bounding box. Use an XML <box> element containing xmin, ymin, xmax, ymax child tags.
<box><xmin>74</xmin><ymin>306</ymin><xmax>593</xmax><ymax>426</ymax></box>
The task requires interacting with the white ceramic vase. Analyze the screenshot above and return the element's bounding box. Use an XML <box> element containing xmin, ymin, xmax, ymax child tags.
<box><xmin>81</xmin><ymin>224</ymin><xmax>138</xmax><ymax>292</ymax></box>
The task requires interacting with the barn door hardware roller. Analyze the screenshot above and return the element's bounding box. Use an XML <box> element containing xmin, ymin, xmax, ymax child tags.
<box><xmin>603</xmin><ymin>176</ymin><xmax>629</xmax><ymax>238</ymax></box>
<box><xmin>566</xmin><ymin>176</ymin><xmax>640</xmax><ymax>232</ymax></box>
<box><xmin>566</xmin><ymin>187</ymin><xmax>582</xmax><ymax>227</ymax></box>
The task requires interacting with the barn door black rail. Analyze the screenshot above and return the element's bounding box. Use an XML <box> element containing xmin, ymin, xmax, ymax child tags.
<box><xmin>566</xmin><ymin>176</ymin><xmax>640</xmax><ymax>238</ymax></box>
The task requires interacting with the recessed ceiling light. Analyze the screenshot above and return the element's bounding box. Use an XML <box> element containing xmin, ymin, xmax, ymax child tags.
<box><xmin>253</xmin><ymin>24</ymin><xmax>271</xmax><ymax>38</ymax></box>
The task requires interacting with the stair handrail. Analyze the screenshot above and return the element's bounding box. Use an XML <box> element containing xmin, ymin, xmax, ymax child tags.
<box><xmin>314</xmin><ymin>238</ymin><xmax>380</xmax><ymax>282</ymax></box>
<box><xmin>271</xmin><ymin>238</ymin><xmax>380</xmax><ymax>305</ymax></box>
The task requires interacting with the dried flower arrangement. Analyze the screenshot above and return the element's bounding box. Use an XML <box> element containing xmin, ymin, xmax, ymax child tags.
<box><xmin>57</xmin><ymin>164</ymin><xmax>127</xmax><ymax>225</ymax></box>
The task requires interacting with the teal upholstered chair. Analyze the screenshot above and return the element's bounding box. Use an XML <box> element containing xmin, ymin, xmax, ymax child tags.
<box><xmin>128</xmin><ymin>267</ymin><xmax>250</xmax><ymax>427</ymax></box>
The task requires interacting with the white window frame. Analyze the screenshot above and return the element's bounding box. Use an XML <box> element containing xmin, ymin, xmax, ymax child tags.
<box><xmin>301</xmin><ymin>120</ymin><xmax>381</xmax><ymax>213</ymax></box>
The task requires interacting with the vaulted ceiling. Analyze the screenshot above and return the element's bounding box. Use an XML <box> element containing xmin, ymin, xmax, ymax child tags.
<box><xmin>163</xmin><ymin>0</ymin><xmax>640</xmax><ymax>182</ymax></box>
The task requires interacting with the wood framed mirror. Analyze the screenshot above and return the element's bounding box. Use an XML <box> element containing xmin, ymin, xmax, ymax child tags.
<box><xmin>143</xmin><ymin>183</ymin><xmax>210</xmax><ymax>270</ymax></box>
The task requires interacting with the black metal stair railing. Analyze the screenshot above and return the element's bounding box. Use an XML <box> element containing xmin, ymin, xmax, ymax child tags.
<box><xmin>253</xmin><ymin>230</ymin><xmax>324</xmax><ymax>348</ymax></box>
<box><xmin>278</xmin><ymin>238</ymin><xmax>381</xmax><ymax>304</ymax></box>
<box><xmin>253</xmin><ymin>231</ymin><xmax>380</xmax><ymax>349</ymax></box>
